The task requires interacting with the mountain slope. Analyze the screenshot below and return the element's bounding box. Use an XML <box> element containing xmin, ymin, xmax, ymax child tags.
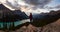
<box><xmin>0</xmin><ymin>4</ymin><xmax>29</xmax><ymax>22</ymax></box>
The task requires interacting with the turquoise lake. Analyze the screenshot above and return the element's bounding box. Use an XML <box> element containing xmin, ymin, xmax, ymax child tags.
<box><xmin>0</xmin><ymin>19</ymin><xmax>30</xmax><ymax>28</ymax></box>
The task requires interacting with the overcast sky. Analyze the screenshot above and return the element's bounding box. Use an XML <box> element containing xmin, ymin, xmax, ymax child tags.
<box><xmin>0</xmin><ymin>0</ymin><xmax>60</xmax><ymax>14</ymax></box>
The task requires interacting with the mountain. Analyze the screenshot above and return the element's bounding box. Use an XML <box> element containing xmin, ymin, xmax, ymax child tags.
<box><xmin>32</xmin><ymin>10</ymin><xmax>60</xmax><ymax>27</ymax></box>
<box><xmin>33</xmin><ymin>10</ymin><xmax>60</xmax><ymax>19</ymax></box>
<box><xmin>11</xmin><ymin>10</ymin><xmax>29</xmax><ymax>20</ymax></box>
<box><xmin>0</xmin><ymin>4</ymin><xmax>29</xmax><ymax>22</ymax></box>
<box><xmin>0</xmin><ymin>4</ymin><xmax>12</xmax><ymax>21</ymax></box>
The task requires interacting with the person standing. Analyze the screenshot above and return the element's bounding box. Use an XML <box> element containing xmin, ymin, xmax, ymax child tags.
<box><xmin>29</xmin><ymin>13</ymin><xmax>33</xmax><ymax>22</ymax></box>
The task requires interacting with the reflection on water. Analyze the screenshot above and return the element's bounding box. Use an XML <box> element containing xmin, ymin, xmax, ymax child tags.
<box><xmin>0</xmin><ymin>19</ymin><xmax>30</xmax><ymax>28</ymax></box>
<box><xmin>0</xmin><ymin>21</ymin><xmax>21</xmax><ymax>28</ymax></box>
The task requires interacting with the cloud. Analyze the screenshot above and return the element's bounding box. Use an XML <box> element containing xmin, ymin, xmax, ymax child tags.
<box><xmin>54</xmin><ymin>5</ymin><xmax>60</xmax><ymax>9</ymax></box>
<box><xmin>23</xmin><ymin>0</ymin><xmax>52</xmax><ymax>9</ymax></box>
<box><xmin>0</xmin><ymin>0</ymin><xmax>52</xmax><ymax>9</ymax></box>
<box><xmin>6</xmin><ymin>0</ymin><xmax>20</xmax><ymax>10</ymax></box>
<box><xmin>0</xmin><ymin>0</ymin><xmax>21</xmax><ymax>10</ymax></box>
<box><xmin>0</xmin><ymin>0</ymin><xmax>54</xmax><ymax>13</ymax></box>
<box><xmin>48</xmin><ymin>4</ymin><xmax>60</xmax><ymax>9</ymax></box>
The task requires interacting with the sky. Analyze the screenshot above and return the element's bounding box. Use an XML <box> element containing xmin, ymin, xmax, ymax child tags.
<box><xmin>46</xmin><ymin>0</ymin><xmax>60</xmax><ymax>7</ymax></box>
<box><xmin>0</xmin><ymin>0</ymin><xmax>60</xmax><ymax>15</ymax></box>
